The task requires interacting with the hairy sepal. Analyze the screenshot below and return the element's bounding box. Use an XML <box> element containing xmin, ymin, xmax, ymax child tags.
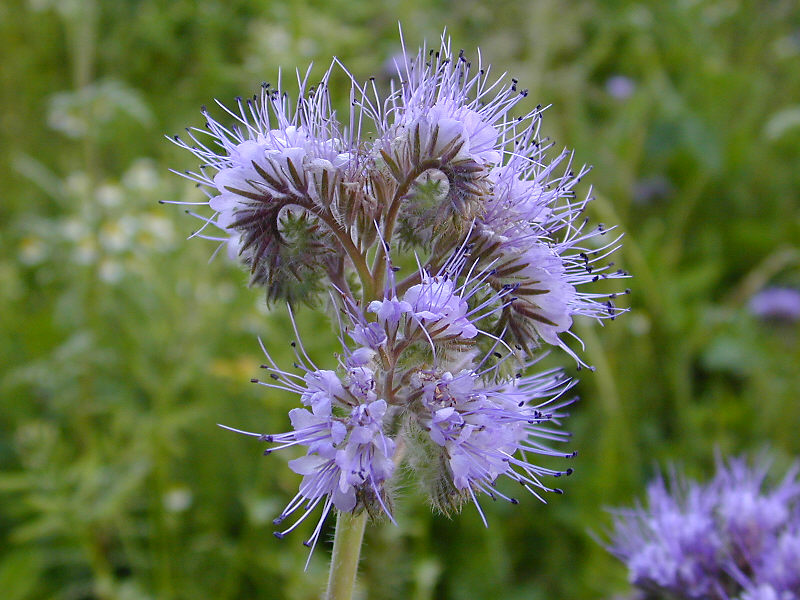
<box><xmin>403</xmin><ymin>417</ymin><xmax>466</xmax><ymax>516</ymax></box>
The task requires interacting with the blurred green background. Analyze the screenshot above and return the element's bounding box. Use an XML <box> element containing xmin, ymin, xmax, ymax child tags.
<box><xmin>2</xmin><ymin>0</ymin><xmax>799</xmax><ymax>598</ymax></box>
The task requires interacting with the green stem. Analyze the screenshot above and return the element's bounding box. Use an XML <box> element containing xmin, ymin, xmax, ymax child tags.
<box><xmin>325</xmin><ymin>510</ymin><xmax>368</xmax><ymax>600</ymax></box>
<box><xmin>372</xmin><ymin>158</ymin><xmax>441</xmax><ymax>289</ymax></box>
<box><xmin>304</xmin><ymin>201</ymin><xmax>375</xmax><ymax>300</ymax></box>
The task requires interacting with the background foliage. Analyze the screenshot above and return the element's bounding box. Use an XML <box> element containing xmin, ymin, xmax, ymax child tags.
<box><xmin>1</xmin><ymin>0</ymin><xmax>799</xmax><ymax>598</ymax></box>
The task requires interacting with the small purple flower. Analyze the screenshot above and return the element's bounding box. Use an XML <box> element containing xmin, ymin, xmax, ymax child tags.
<box><xmin>605</xmin><ymin>75</ymin><xmax>636</xmax><ymax>100</ymax></box>
<box><xmin>336</xmin><ymin>399</ymin><xmax>396</xmax><ymax>512</ymax></box>
<box><xmin>368</xmin><ymin>247</ymin><xmax>513</xmax><ymax>348</ymax></box>
<box><xmin>749</xmin><ymin>287</ymin><xmax>800</xmax><ymax>322</ymax></box>
<box><xmin>368</xmin><ymin>296</ymin><xmax>413</xmax><ymax>326</ymax></box>
<box><xmin>346</xmin><ymin>346</ymin><xmax>375</xmax><ymax>367</ymax></box>
<box><xmin>403</xmin><ymin>275</ymin><xmax>478</xmax><ymax>339</ymax></box>
<box><xmin>301</xmin><ymin>369</ymin><xmax>345</xmax><ymax>413</ymax></box>
<box><xmin>350</xmin><ymin>322</ymin><xmax>387</xmax><ymax>349</ymax></box>
<box><xmin>346</xmin><ymin>363</ymin><xmax>378</xmax><ymax>402</ymax></box>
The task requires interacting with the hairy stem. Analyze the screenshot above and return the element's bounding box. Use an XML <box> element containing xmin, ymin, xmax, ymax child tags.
<box><xmin>300</xmin><ymin>198</ymin><xmax>376</xmax><ymax>300</ymax></box>
<box><xmin>372</xmin><ymin>158</ymin><xmax>441</xmax><ymax>289</ymax></box>
<box><xmin>324</xmin><ymin>510</ymin><xmax>368</xmax><ymax>600</ymax></box>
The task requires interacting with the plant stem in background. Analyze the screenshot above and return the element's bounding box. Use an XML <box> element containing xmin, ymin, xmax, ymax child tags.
<box><xmin>325</xmin><ymin>511</ymin><xmax>368</xmax><ymax>600</ymax></box>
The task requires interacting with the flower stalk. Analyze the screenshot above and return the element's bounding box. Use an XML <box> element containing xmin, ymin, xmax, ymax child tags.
<box><xmin>325</xmin><ymin>511</ymin><xmax>368</xmax><ymax>600</ymax></box>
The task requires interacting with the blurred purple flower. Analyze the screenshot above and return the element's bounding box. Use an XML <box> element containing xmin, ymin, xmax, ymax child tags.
<box><xmin>632</xmin><ymin>175</ymin><xmax>672</xmax><ymax>205</ymax></box>
<box><xmin>605</xmin><ymin>454</ymin><xmax>800</xmax><ymax>600</ymax></box>
<box><xmin>749</xmin><ymin>287</ymin><xmax>800</xmax><ymax>322</ymax></box>
<box><xmin>605</xmin><ymin>75</ymin><xmax>636</xmax><ymax>100</ymax></box>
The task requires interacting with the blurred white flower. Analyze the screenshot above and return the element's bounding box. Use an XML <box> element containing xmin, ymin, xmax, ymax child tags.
<box><xmin>19</xmin><ymin>236</ymin><xmax>47</xmax><ymax>265</ymax></box>
<box><xmin>163</xmin><ymin>487</ymin><xmax>193</xmax><ymax>513</ymax></box>
<box><xmin>123</xmin><ymin>158</ymin><xmax>160</xmax><ymax>192</ymax></box>
<box><xmin>100</xmin><ymin>218</ymin><xmax>135</xmax><ymax>253</ymax></box>
<box><xmin>98</xmin><ymin>258</ymin><xmax>124</xmax><ymax>283</ymax></box>
<box><xmin>96</xmin><ymin>183</ymin><xmax>124</xmax><ymax>208</ymax></box>
<box><xmin>73</xmin><ymin>236</ymin><xmax>98</xmax><ymax>265</ymax></box>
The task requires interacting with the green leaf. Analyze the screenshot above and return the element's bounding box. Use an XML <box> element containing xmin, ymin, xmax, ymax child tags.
<box><xmin>0</xmin><ymin>549</ymin><xmax>43</xmax><ymax>599</ymax></box>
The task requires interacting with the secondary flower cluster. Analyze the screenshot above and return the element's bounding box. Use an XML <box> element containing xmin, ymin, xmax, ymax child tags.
<box><xmin>605</xmin><ymin>454</ymin><xmax>800</xmax><ymax>600</ymax></box>
<box><xmin>169</xmin><ymin>32</ymin><xmax>626</xmax><ymax>557</ymax></box>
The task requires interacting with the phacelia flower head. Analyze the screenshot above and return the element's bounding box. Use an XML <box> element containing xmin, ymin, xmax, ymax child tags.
<box><xmin>169</xmin><ymin>28</ymin><xmax>628</xmax><ymax>564</ymax></box>
<box><xmin>604</xmin><ymin>453</ymin><xmax>800</xmax><ymax>600</ymax></box>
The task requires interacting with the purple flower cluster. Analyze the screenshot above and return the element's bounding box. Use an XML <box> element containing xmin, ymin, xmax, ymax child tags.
<box><xmin>605</xmin><ymin>455</ymin><xmax>800</xmax><ymax>600</ymax></box>
<box><xmin>169</xmin><ymin>31</ymin><xmax>626</xmax><ymax>557</ymax></box>
<box><xmin>409</xmin><ymin>368</ymin><xmax>575</xmax><ymax>519</ymax></box>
